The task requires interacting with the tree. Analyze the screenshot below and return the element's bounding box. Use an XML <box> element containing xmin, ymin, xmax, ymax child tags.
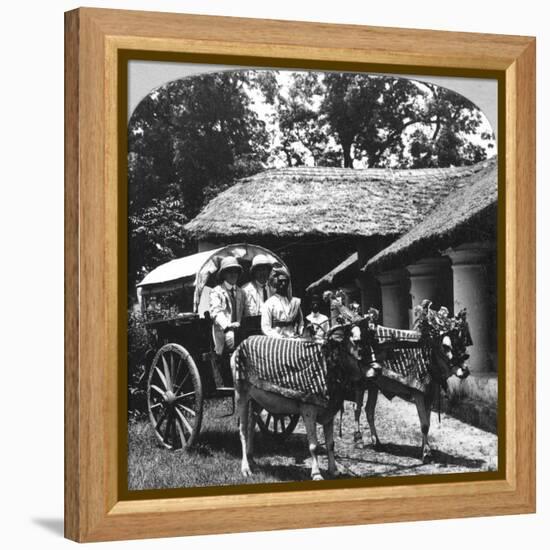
<box><xmin>128</xmin><ymin>195</ymin><xmax>188</xmax><ymax>292</ymax></box>
<box><xmin>277</xmin><ymin>73</ymin><xmax>334</xmax><ymax>166</ymax></box>
<box><xmin>321</xmin><ymin>73</ymin><xmax>493</xmax><ymax>168</ymax></box>
<box><xmin>127</xmin><ymin>70</ymin><xmax>271</xmax><ymax>291</ymax></box>
<box><xmin>408</xmin><ymin>84</ymin><xmax>491</xmax><ymax>167</ymax></box>
<box><xmin>129</xmin><ymin>72</ymin><xmax>269</xmax><ymax>216</ymax></box>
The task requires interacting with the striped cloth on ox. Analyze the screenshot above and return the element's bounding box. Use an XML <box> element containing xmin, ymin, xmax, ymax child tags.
<box><xmin>374</xmin><ymin>325</ymin><xmax>433</xmax><ymax>393</ymax></box>
<box><xmin>233</xmin><ymin>335</ymin><xmax>329</xmax><ymax>406</ymax></box>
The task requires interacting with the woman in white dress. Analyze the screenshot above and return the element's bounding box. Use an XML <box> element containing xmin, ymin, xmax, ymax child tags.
<box><xmin>261</xmin><ymin>268</ymin><xmax>304</xmax><ymax>338</ymax></box>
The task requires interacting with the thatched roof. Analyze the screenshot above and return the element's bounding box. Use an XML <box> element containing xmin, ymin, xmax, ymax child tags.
<box><xmin>185</xmin><ymin>160</ymin><xmax>497</xmax><ymax>239</ymax></box>
<box><xmin>366</xmin><ymin>158</ymin><xmax>497</xmax><ymax>272</ymax></box>
<box><xmin>306</xmin><ymin>252</ymin><xmax>358</xmax><ymax>292</ymax></box>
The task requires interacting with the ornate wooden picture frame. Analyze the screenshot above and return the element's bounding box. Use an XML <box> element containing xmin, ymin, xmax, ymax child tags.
<box><xmin>64</xmin><ymin>7</ymin><xmax>535</xmax><ymax>542</ymax></box>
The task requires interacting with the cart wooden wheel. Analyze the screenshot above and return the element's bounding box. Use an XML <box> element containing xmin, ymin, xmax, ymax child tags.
<box><xmin>253</xmin><ymin>404</ymin><xmax>300</xmax><ymax>441</ymax></box>
<box><xmin>147</xmin><ymin>343</ymin><xmax>203</xmax><ymax>450</ymax></box>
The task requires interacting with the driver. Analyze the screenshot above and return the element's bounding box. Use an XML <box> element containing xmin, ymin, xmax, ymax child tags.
<box><xmin>305</xmin><ymin>294</ymin><xmax>329</xmax><ymax>339</ymax></box>
<box><xmin>261</xmin><ymin>267</ymin><xmax>304</xmax><ymax>338</ymax></box>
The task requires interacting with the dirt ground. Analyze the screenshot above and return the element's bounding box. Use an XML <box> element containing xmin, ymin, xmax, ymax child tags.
<box><xmin>274</xmin><ymin>393</ymin><xmax>497</xmax><ymax>478</ymax></box>
<box><xmin>128</xmin><ymin>394</ymin><xmax>497</xmax><ymax>490</ymax></box>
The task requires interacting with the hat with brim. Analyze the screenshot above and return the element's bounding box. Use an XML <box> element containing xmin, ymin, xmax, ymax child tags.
<box><xmin>218</xmin><ymin>256</ymin><xmax>243</xmax><ymax>277</ymax></box>
<box><xmin>250</xmin><ymin>254</ymin><xmax>273</xmax><ymax>272</ymax></box>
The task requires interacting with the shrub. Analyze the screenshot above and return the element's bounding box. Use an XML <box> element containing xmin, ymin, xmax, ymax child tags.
<box><xmin>128</xmin><ymin>309</ymin><xmax>151</xmax><ymax>416</ymax></box>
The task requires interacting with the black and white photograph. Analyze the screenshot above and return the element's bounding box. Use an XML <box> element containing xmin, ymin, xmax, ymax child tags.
<box><xmin>127</xmin><ymin>62</ymin><xmax>499</xmax><ymax>491</ymax></box>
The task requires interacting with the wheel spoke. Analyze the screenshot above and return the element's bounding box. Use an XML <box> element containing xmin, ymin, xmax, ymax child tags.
<box><xmin>161</xmin><ymin>355</ymin><xmax>173</xmax><ymax>391</ymax></box>
<box><xmin>177</xmin><ymin>403</ymin><xmax>196</xmax><ymax>417</ymax></box>
<box><xmin>169</xmin><ymin>352</ymin><xmax>175</xmax><ymax>386</ymax></box>
<box><xmin>174</xmin><ymin>371</ymin><xmax>190</xmax><ymax>395</ymax></box>
<box><xmin>280</xmin><ymin>416</ymin><xmax>286</xmax><ymax>431</ymax></box>
<box><xmin>150</xmin><ymin>384</ymin><xmax>165</xmax><ymax>398</ymax></box>
<box><xmin>175</xmin><ymin>406</ymin><xmax>194</xmax><ymax>435</ymax></box>
<box><xmin>173</xmin><ymin>357</ymin><xmax>183</xmax><ymax>386</ymax></box>
<box><xmin>174</xmin><ymin>415</ymin><xmax>187</xmax><ymax>447</ymax></box>
<box><xmin>153</xmin><ymin>367</ymin><xmax>168</xmax><ymax>390</ymax></box>
<box><xmin>150</xmin><ymin>402</ymin><xmax>162</xmax><ymax>410</ymax></box>
<box><xmin>175</xmin><ymin>390</ymin><xmax>195</xmax><ymax>402</ymax></box>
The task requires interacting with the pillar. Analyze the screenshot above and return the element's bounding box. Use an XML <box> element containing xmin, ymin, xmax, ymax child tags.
<box><xmin>376</xmin><ymin>269</ymin><xmax>408</xmax><ymax>328</ymax></box>
<box><xmin>445</xmin><ymin>243</ymin><xmax>494</xmax><ymax>374</ymax></box>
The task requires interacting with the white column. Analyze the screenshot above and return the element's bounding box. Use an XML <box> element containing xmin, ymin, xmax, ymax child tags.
<box><xmin>406</xmin><ymin>258</ymin><xmax>449</xmax><ymax>328</ymax></box>
<box><xmin>376</xmin><ymin>269</ymin><xmax>408</xmax><ymax>328</ymax></box>
<box><xmin>446</xmin><ymin>243</ymin><xmax>494</xmax><ymax>374</ymax></box>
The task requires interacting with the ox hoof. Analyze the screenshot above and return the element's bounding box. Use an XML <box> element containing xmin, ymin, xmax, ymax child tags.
<box><xmin>372</xmin><ymin>439</ymin><xmax>383</xmax><ymax>451</ymax></box>
<box><xmin>422</xmin><ymin>452</ymin><xmax>433</xmax><ymax>464</ymax></box>
<box><xmin>312</xmin><ymin>473</ymin><xmax>324</xmax><ymax>481</ymax></box>
<box><xmin>241</xmin><ymin>465</ymin><xmax>253</xmax><ymax>477</ymax></box>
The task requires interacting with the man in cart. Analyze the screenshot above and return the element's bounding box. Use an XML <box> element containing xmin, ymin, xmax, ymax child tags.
<box><xmin>209</xmin><ymin>256</ymin><xmax>247</xmax><ymax>357</ymax></box>
<box><xmin>242</xmin><ymin>254</ymin><xmax>274</xmax><ymax>317</ymax></box>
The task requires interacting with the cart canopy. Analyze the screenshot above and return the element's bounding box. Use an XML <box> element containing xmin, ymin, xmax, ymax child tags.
<box><xmin>136</xmin><ymin>248</ymin><xmax>223</xmax><ymax>292</ymax></box>
<box><xmin>136</xmin><ymin>243</ymin><xmax>290</xmax><ymax>318</ymax></box>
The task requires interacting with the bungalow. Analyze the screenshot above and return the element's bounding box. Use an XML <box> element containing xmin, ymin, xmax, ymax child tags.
<box><xmin>184</xmin><ymin>161</ymin><xmax>495</xmax><ymax>301</ymax></box>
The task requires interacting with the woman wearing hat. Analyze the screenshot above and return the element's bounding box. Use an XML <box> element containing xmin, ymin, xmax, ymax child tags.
<box><xmin>261</xmin><ymin>267</ymin><xmax>304</xmax><ymax>338</ymax></box>
<box><xmin>209</xmin><ymin>256</ymin><xmax>246</xmax><ymax>356</ymax></box>
<box><xmin>242</xmin><ymin>254</ymin><xmax>274</xmax><ymax>317</ymax></box>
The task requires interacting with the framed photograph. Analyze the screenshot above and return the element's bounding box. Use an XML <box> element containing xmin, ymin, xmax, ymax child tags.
<box><xmin>64</xmin><ymin>7</ymin><xmax>535</xmax><ymax>542</ymax></box>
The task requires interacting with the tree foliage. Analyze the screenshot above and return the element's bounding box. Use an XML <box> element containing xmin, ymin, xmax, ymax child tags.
<box><xmin>128</xmin><ymin>71</ymin><xmax>270</xmax><ymax>291</ymax></box>
<box><xmin>320</xmin><ymin>73</ymin><xmax>491</xmax><ymax>168</ymax></box>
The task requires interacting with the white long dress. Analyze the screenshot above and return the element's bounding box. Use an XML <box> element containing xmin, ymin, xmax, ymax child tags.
<box><xmin>261</xmin><ymin>294</ymin><xmax>304</xmax><ymax>338</ymax></box>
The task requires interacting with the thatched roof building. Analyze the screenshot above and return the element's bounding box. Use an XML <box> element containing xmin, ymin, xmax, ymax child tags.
<box><xmin>366</xmin><ymin>157</ymin><xmax>497</xmax><ymax>272</ymax></box>
<box><xmin>184</xmin><ymin>161</ymin><xmax>496</xmax><ymax>240</ymax></box>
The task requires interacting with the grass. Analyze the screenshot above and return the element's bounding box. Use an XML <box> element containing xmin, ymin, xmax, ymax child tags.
<box><xmin>128</xmin><ymin>394</ymin><xmax>498</xmax><ymax>490</ymax></box>
<box><xmin>128</xmin><ymin>398</ymin><xmax>313</xmax><ymax>490</ymax></box>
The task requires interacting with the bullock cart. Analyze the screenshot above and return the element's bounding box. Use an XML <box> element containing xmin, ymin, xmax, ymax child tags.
<box><xmin>136</xmin><ymin>243</ymin><xmax>300</xmax><ymax>450</ymax></box>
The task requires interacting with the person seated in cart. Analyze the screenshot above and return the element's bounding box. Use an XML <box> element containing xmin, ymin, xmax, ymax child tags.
<box><xmin>241</xmin><ymin>254</ymin><xmax>274</xmax><ymax>317</ymax></box>
<box><xmin>209</xmin><ymin>256</ymin><xmax>246</xmax><ymax>356</ymax></box>
<box><xmin>305</xmin><ymin>294</ymin><xmax>330</xmax><ymax>339</ymax></box>
<box><xmin>261</xmin><ymin>267</ymin><xmax>304</xmax><ymax>338</ymax></box>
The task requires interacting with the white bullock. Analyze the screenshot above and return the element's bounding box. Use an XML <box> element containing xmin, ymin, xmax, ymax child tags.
<box><xmin>231</xmin><ymin>325</ymin><xmax>365</xmax><ymax>480</ymax></box>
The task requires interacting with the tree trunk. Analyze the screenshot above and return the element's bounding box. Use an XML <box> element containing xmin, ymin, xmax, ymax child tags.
<box><xmin>342</xmin><ymin>140</ymin><xmax>354</xmax><ymax>168</ymax></box>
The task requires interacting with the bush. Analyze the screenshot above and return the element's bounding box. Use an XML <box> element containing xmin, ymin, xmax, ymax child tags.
<box><xmin>128</xmin><ymin>310</ymin><xmax>151</xmax><ymax>416</ymax></box>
